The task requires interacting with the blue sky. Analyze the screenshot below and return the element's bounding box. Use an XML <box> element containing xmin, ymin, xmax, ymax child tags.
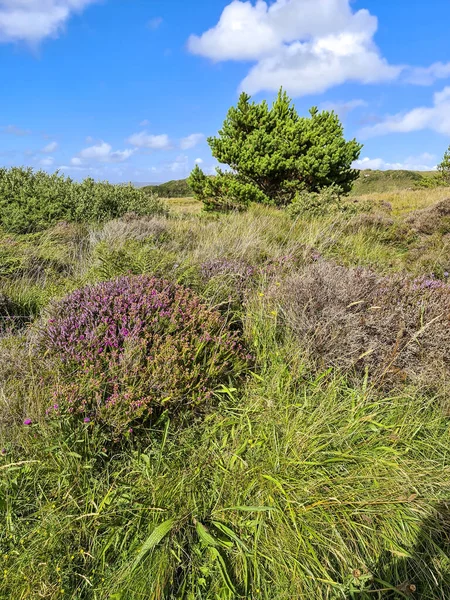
<box><xmin>1</xmin><ymin>0</ymin><xmax>450</xmax><ymax>183</ymax></box>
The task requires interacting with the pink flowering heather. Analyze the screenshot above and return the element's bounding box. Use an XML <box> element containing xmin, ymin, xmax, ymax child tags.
<box><xmin>39</xmin><ymin>275</ymin><xmax>249</xmax><ymax>433</ymax></box>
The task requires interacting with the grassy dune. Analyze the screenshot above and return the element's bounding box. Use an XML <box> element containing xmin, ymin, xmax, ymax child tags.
<box><xmin>1</xmin><ymin>185</ymin><xmax>450</xmax><ymax>599</ymax></box>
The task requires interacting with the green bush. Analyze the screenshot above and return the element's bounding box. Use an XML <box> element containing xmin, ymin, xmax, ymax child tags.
<box><xmin>288</xmin><ymin>184</ymin><xmax>362</xmax><ymax>218</ymax></box>
<box><xmin>0</xmin><ymin>167</ymin><xmax>167</xmax><ymax>233</ymax></box>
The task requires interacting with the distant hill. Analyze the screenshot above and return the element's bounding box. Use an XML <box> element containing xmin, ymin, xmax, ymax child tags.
<box><xmin>350</xmin><ymin>170</ymin><xmax>437</xmax><ymax>195</ymax></box>
<box><xmin>144</xmin><ymin>170</ymin><xmax>440</xmax><ymax>199</ymax></box>
<box><xmin>143</xmin><ymin>179</ymin><xmax>193</xmax><ymax>198</ymax></box>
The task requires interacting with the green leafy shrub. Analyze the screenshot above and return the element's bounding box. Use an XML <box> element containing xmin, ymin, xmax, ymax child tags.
<box><xmin>37</xmin><ymin>275</ymin><xmax>249</xmax><ymax>434</ymax></box>
<box><xmin>288</xmin><ymin>184</ymin><xmax>347</xmax><ymax>218</ymax></box>
<box><xmin>0</xmin><ymin>167</ymin><xmax>167</xmax><ymax>233</ymax></box>
<box><xmin>189</xmin><ymin>89</ymin><xmax>362</xmax><ymax>211</ymax></box>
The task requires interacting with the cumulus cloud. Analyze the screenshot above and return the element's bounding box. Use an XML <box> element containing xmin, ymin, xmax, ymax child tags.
<box><xmin>195</xmin><ymin>157</ymin><xmax>203</xmax><ymax>164</ymax></box>
<box><xmin>360</xmin><ymin>87</ymin><xmax>450</xmax><ymax>138</ymax></box>
<box><xmin>140</xmin><ymin>119</ymin><xmax>150</xmax><ymax>127</ymax></box>
<box><xmin>1</xmin><ymin>124</ymin><xmax>31</xmax><ymax>135</ymax></box>
<box><xmin>353</xmin><ymin>153</ymin><xmax>437</xmax><ymax>171</ymax></box>
<box><xmin>74</xmin><ymin>141</ymin><xmax>135</xmax><ymax>164</ymax></box>
<box><xmin>127</xmin><ymin>131</ymin><xmax>172</xmax><ymax>150</ymax></box>
<box><xmin>188</xmin><ymin>0</ymin><xmax>450</xmax><ymax>97</ymax></box>
<box><xmin>180</xmin><ymin>133</ymin><xmax>204</xmax><ymax>150</ymax></box>
<box><xmin>0</xmin><ymin>0</ymin><xmax>100</xmax><ymax>45</ymax></box>
<box><xmin>188</xmin><ymin>0</ymin><xmax>403</xmax><ymax>96</ymax></box>
<box><xmin>42</xmin><ymin>141</ymin><xmax>58</xmax><ymax>153</ymax></box>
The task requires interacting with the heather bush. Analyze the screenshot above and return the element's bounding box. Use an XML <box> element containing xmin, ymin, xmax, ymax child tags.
<box><xmin>0</xmin><ymin>167</ymin><xmax>167</xmax><ymax>233</ymax></box>
<box><xmin>275</xmin><ymin>261</ymin><xmax>450</xmax><ymax>389</ymax></box>
<box><xmin>406</xmin><ymin>197</ymin><xmax>450</xmax><ymax>235</ymax></box>
<box><xmin>37</xmin><ymin>275</ymin><xmax>249</xmax><ymax>433</ymax></box>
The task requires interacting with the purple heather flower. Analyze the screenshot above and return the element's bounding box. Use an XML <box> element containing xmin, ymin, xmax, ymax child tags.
<box><xmin>23</xmin><ymin>419</ymin><xmax>32</xmax><ymax>426</ymax></box>
<box><xmin>83</xmin><ymin>417</ymin><xmax>91</xmax><ymax>423</ymax></box>
<box><xmin>1</xmin><ymin>448</ymin><xmax>6</xmax><ymax>455</ymax></box>
<box><xmin>444</xmin><ymin>272</ymin><xmax>449</xmax><ymax>278</ymax></box>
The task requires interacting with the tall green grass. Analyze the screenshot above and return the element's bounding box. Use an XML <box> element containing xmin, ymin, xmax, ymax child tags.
<box><xmin>1</xmin><ymin>192</ymin><xmax>450</xmax><ymax>599</ymax></box>
<box><xmin>1</xmin><ymin>298</ymin><xmax>449</xmax><ymax>599</ymax></box>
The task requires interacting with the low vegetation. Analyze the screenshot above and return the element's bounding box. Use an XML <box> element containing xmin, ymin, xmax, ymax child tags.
<box><xmin>149</xmin><ymin>170</ymin><xmax>445</xmax><ymax>201</ymax></box>
<box><xmin>2</xmin><ymin>105</ymin><xmax>450</xmax><ymax>597</ymax></box>
<box><xmin>1</xmin><ymin>171</ymin><xmax>450</xmax><ymax>598</ymax></box>
<box><xmin>0</xmin><ymin>167</ymin><xmax>166</xmax><ymax>234</ymax></box>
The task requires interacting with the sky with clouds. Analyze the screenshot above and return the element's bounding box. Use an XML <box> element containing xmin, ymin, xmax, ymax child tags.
<box><xmin>0</xmin><ymin>0</ymin><xmax>450</xmax><ymax>182</ymax></box>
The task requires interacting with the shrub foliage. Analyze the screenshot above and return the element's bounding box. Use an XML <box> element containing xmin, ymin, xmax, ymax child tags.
<box><xmin>0</xmin><ymin>167</ymin><xmax>166</xmax><ymax>233</ymax></box>
<box><xmin>188</xmin><ymin>89</ymin><xmax>362</xmax><ymax>211</ymax></box>
<box><xmin>38</xmin><ymin>275</ymin><xmax>248</xmax><ymax>432</ymax></box>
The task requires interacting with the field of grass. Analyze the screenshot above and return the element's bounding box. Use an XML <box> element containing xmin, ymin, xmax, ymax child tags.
<box><xmin>1</xmin><ymin>183</ymin><xmax>450</xmax><ymax>599</ymax></box>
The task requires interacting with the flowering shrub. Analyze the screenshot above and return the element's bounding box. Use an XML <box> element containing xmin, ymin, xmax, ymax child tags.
<box><xmin>39</xmin><ymin>275</ymin><xmax>249</xmax><ymax>433</ymax></box>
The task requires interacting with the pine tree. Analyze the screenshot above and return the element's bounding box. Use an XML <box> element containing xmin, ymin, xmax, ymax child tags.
<box><xmin>189</xmin><ymin>89</ymin><xmax>362</xmax><ymax>211</ymax></box>
<box><xmin>438</xmin><ymin>145</ymin><xmax>450</xmax><ymax>184</ymax></box>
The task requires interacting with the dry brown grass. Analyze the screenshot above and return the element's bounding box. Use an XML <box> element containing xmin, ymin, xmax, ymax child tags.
<box><xmin>356</xmin><ymin>186</ymin><xmax>450</xmax><ymax>216</ymax></box>
<box><xmin>164</xmin><ymin>196</ymin><xmax>202</xmax><ymax>215</ymax></box>
<box><xmin>406</xmin><ymin>197</ymin><xmax>450</xmax><ymax>235</ymax></box>
<box><xmin>275</xmin><ymin>261</ymin><xmax>450</xmax><ymax>391</ymax></box>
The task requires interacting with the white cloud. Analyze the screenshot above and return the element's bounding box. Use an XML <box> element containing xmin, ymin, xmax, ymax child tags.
<box><xmin>319</xmin><ymin>99</ymin><xmax>367</xmax><ymax>118</ymax></box>
<box><xmin>404</xmin><ymin>62</ymin><xmax>450</xmax><ymax>86</ymax></box>
<box><xmin>42</xmin><ymin>141</ymin><xmax>58</xmax><ymax>153</ymax></box>
<box><xmin>147</xmin><ymin>17</ymin><xmax>163</xmax><ymax>30</ymax></box>
<box><xmin>40</xmin><ymin>156</ymin><xmax>55</xmax><ymax>166</ymax></box>
<box><xmin>360</xmin><ymin>87</ymin><xmax>450</xmax><ymax>138</ymax></box>
<box><xmin>1</xmin><ymin>124</ymin><xmax>31</xmax><ymax>135</ymax></box>
<box><xmin>75</xmin><ymin>141</ymin><xmax>135</xmax><ymax>164</ymax></box>
<box><xmin>188</xmin><ymin>0</ymin><xmax>450</xmax><ymax>97</ymax></box>
<box><xmin>150</xmin><ymin>155</ymin><xmax>191</xmax><ymax>176</ymax></box>
<box><xmin>169</xmin><ymin>155</ymin><xmax>189</xmax><ymax>173</ymax></box>
<box><xmin>353</xmin><ymin>153</ymin><xmax>437</xmax><ymax>171</ymax></box>
<box><xmin>0</xmin><ymin>0</ymin><xmax>100</xmax><ymax>45</ymax></box>
<box><xmin>139</xmin><ymin>119</ymin><xmax>150</xmax><ymax>127</ymax></box>
<box><xmin>188</xmin><ymin>0</ymin><xmax>402</xmax><ymax>96</ymax></box>
<box><xmin>195</xmin><ymin>157</ymin><xmax>203</xmax><ymax>164</ymax></box>
<box><xmin>180</xmin><ymin>133</ymin><xmax>204</xmax><ymax>150</ymax></box>
<box><xmin>127</xmin><ymin>131</ymin><xmax>172</xmax><ymax>150</ymax></box>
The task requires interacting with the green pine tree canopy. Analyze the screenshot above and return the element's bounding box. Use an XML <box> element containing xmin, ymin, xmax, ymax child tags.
<box><xmin>438</xmin><ymin>145</ymin><xmax>450</xmax><ymax>184</ymax></box>
<box><xmin>188</xmin><ymin>89</ymin><xmax>363</xmax><ymax>211</ymax></box>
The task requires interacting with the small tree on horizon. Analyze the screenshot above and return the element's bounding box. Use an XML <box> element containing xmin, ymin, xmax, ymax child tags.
<box><xmin>188</xmin><ymin>89</ymin><xmax>363</xmax><ymax>211</ymax></box>
<box><xmin>438</xmin><ymin>145</ymin><xmax>450</xmax><ymax>184</ymax></box>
